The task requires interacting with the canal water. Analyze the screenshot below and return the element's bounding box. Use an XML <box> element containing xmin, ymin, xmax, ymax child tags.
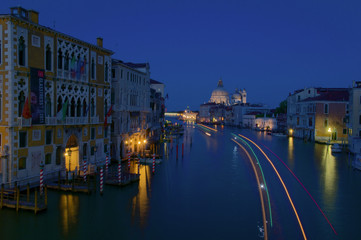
<box><xmin>0</xmin><ymin>123</ymin><xmax>360</xmax><ymax>239</ymax></box>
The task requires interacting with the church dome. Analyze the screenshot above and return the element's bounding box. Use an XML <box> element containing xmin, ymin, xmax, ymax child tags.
<box><xmin>231</xmin><ymin>89</ymin><xmax>242</xmax><ymax>104</ymax></box>
<box><xmin>209</xmin><ymin>79</ymin><xmax>229</xmax><ymax>105</ymax></box>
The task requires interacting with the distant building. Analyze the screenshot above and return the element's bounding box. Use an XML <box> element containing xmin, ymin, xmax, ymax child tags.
<box><xmin>150</xmin><ymin>79</ymin><xmax>165</xmax><ymax>98</ymax></box>
<box><xmin>209</xmin><ymin>79</ymin><xmax>230</xmax><ymax>105</ymax></box>
<box><xmin>287</xmin><ymin>87</ymin><xmax>349</xmax><ymax>143</ymax></box>
<box><xmin>347</xmin><ymin>82</ymin><xmax>361</xmax><ymax>154</ymax></box>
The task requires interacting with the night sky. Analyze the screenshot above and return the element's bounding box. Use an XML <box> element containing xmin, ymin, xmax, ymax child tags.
<box><xmin>2</xmin><ymin>0</ymin><xmax>361</xmax><ymax>111</ymax></box>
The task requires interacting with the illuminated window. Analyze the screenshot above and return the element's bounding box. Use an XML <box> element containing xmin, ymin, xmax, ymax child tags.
<box><xmin>19</xmin><ymin>157</ymin><xmax>26</xmax><ymax>170</ymax></box>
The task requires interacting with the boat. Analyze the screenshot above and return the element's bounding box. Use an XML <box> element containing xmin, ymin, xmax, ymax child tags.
<box><xmin>331</xmin><ymin>144</ymin><xmax>342</xmax><ymax>153</ymax></box>
<box><xmin>272</xmin><ymin>133</ymin><xmax>288</xmax><ymax>137</ymax></box>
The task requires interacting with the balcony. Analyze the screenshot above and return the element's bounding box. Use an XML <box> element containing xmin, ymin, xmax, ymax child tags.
<box><xmin>90</xmin><ymin>116</ymin><xmax>99</xmax><ymax>124</ymax></box>
<box><xmin>45</xmin><ymin>117</ymin><xmax>57</xmax><ymax>125</ymax></box>
<box><xmin>17</xmin><ymin>117</ymin><xmax>32</xmax><ymax>127</ymax></box>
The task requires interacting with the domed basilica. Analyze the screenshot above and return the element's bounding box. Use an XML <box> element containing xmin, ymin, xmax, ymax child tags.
<box><xmin>209</xmin><ymin>79</ymin><xmax>246</xmax><ymax>105</ymax></box>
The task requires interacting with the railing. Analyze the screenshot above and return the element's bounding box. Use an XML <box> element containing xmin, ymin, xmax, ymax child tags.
<box><xmin>45</xmin><ymin>117</ymin><xmax>57</xmax><ymax>125</ymax></box>
<box><xmin>17</xmin><ymin>117</ymin><xmax>32</xmax><ymax>128</ymax></box>
<box><xmin>90</xmin><ymin>116</ymin><xmax>99</xmax><ymax>124</ymax></box>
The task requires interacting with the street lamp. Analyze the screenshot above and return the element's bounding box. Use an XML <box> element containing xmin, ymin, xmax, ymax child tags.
<box><xmin>328</xmin><ymin>127</ymin><xmax>332</xmax><ymax>143</ymax></box>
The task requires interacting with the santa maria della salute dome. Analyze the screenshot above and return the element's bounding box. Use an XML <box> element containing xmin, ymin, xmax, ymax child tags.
<box><xmin>209</xmin><ymin>79</ymin><xmax>246</xmax><ymax>105</ymax></box>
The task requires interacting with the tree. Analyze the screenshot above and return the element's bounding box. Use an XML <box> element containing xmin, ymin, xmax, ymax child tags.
<box><xmin>275</xmin><ymin>100</ymin><xmax>287</xmax><ymax>114</ymax></box>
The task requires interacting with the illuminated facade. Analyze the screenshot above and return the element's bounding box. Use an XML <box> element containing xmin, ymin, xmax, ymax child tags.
<box><xmin>0</xmin><ymin>7</ymin><xmax>113</xmax><ymax>185</ymax></box>
<box><xmin>287</xmin><ymin>87</ymin><xmax>349</xmax><ymax>143</ymax></box>
<box><xmin>111</xmin><ymin>60</ymin><xmax>151</xmax><ymax>159</ymax></box>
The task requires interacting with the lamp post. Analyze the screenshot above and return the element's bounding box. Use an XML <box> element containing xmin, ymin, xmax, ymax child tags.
<box><xmin>67</xmin><ymin>148</ymin><xmax>72</xmax><ymax>180</ymax></box>
<box><xmin>328</xmin><ymin>127</ymin><xmax>332</xmax><ymax>144</ymax></box>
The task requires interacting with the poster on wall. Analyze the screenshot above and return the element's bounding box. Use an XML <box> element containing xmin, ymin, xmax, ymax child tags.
<box><xmin>30</xmin><ymin>68</ymin><xmax>45</xmax><ymax>124</ymax></box>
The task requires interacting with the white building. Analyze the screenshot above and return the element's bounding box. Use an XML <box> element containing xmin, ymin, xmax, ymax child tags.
<box><xmin>348</xmin><ymin>82</ymin><xmax>361</xmax><ymax>154</ymax></box>
<box><xmin>111</xmin><ymin>59</ymin><xmax>150</xmax><ymax>160</ymax></box>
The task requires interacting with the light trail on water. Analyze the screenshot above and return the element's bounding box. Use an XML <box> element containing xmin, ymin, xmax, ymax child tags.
<box><xmin>197</xmin><ymin>123</ymin><xmax>218</xmax><ymax>132</ymax></box>
<box><xmin>231</xmin><ymin>133</ymin><xmax>273</xmax><ymax>228</ymax></box>
<box><xmin>239</xmin><ymin>134</ymin><xmax>307</xmax><ymax>240</ymax></box>
<box><xmin>232</xmin><ymin>139</ymin><xmax>268</xmax><ymax>240</ymax></box>
<box><xmin>260</xmin><ymin>142</ymin><xmax>338</xmax><ymax>235</ymax></box>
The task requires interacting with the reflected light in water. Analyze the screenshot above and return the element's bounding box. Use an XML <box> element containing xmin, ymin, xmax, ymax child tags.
<box><xmin>132</xmin><ymin>165</ymin><xmax>151</xmax><ymax>228</ymax></box>
<box><xmin>321</xmin><ymin>146</ymin><xmax>337</xmax><ymax>207</ymax></box>
<box><xmin>60</xmin><ymin>194</ymin><xmax>79</xmax><ymax>236</ymax></box>
<box><xmin>288</xmin><ymin>137</ymin><xmax>294</xmax><ymax>168</ymax></box>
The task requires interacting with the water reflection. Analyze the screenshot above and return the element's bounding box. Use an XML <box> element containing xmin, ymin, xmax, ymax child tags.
<box><xmin>320</xmin><ymin>145</ymin><xmax>337</xmax><ymax>207</ymax></box>
<box><xmin>288</xmin><ymin>137</ymin><xmax>294</xmax><ymax>168</ymax></box>
<box><xmin>132</xmin><ymin>165</ymin><xmax>151</xmax><ymax>228</ymax></box>
<box><xmin>59</xmin><ymin>194</ymin><xmax>79</xmax><ymax>236</ymax></box>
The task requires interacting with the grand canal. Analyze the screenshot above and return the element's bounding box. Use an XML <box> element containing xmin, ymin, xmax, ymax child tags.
<box><xmin>1</xmin><ymin>122</ymin><xmax>360</xmax><ymax>239</ymax></box>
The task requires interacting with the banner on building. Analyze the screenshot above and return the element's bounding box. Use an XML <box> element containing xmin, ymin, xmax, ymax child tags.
<box><xmin>30</xmin><ymin>68</ymin><xmax>45</xmax><ymax>124</ymax></box>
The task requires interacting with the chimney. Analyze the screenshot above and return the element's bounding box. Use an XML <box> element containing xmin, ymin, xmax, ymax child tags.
<box><xmin>97</xmin><ymin>37</ymin><xmax>103</xmax><ymax>48</ymax></box>
<box><xmin>28</xmin><ymin>10</ymin><xmax>39</xmax><ymax>24</ymax></box>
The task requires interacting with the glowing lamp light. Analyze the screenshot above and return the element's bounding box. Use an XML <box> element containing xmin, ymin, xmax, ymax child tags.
<box><xmin>143</xmin><ymin>140</ymin><xmax>147</xmax><ymax>143</ymax></box>
<box><xmin>328</xmin><ymin>128</ymin><xmax>331</xmax><ymax>133</ymax></box>
<box><xmin>138</xmin><ymin>141</ymin><xmax>141</xmax><ymax>145</ymax></box>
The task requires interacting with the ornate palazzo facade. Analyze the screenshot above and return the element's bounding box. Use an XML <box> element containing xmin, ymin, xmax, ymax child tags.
<box><xmin>0</xmin><ymin>7</ymin><xmax>113</xmax><ymax>185</ymax></box>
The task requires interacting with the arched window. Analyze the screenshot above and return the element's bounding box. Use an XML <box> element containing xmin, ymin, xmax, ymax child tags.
<box><xmin>90</xmin><ymin>98</ymin><xmax>95</xmax><ymax>117</ymax></box>
<box><xmin>46</xmin><ymin>94</ymin><xmax>51</xmax><ymax>117</ymax></box>
<box><xmin>57</xmin><ymin>96</ymin><xmax>62</xmax><ymax>112</ymax></box>
<box><xmin>58</xmin><ymin>49</ymin><xmax>63</xmax><ymax>69</ymax></box>
<box><xmin>70</xmin><ymin>98</ymin><xmax>75</xmax><ymax>117</ymax></box>
<box><xmin>83</xmin><ymin>99</ymin><xmax>87</xmax><ymax>117</ymax></box>
<box><xmin>76</xmin><ymin>98</ymin><xmax>81</xmax><ymax>117</ymax></box>
<box><xmin>91</xmin><ymin>58</ymin><xmax>95</xmax><ymax>79</ymax></box>
<box><xmin>64</xmin><ymin>51</ymin><xmax>69</xmax><ymax>71</ymax></box>
<box><xmin>18</xmin><ymin>36</ymin><xmax>25</xmax><ymax>66</ymax></box>
<box><xmin>18</xmin><ymin>91</ymin><xmax>25</xmax><ymax>117</ymax></box>
<box><xmin>104</xmin><ymin>62</ymin><xmax>108</xmax><ymax>82</ymax></box>
<box><xmin>64</xmin><ymin>97</ymin><xmax>69</xmax><ymax>117</ymax></box>
<box><xmin>46</xmin><ymin>44</ymin><xmax>52</xmax><ymax>71</ymax></box>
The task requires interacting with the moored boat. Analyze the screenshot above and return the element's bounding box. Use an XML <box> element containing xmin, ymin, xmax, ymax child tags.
<box><xmin>331</xmin><ymin>144</ymin><xmax>342</xmax><ymax>153</ymax></box>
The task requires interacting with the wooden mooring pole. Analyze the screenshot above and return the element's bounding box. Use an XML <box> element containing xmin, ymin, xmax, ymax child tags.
<box><xmin>16</xmin><ymin>186</ymin><xmax>20</xmax><ymax>212</ymax></box>
<box><xmin>0</xmin><ymin>184</ymin><xmax>3</xmax><ymax>209</ymax></box>
<box><xmin>34</xmin><ymin>189</ymin><xmax>38</xmax><ymax>214</ymax></box>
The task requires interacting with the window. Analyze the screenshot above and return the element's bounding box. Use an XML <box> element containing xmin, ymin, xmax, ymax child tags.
<box><xmin>324</xmin><ymin>104</ymin><xmax>329</xmax><ymax>114</ymax></box>
<box><xmin>46</xmin><ymin>130</ymin><xmax>52</xmax><ymax>145</ymax></box>
<box><xmin>90</xmin><ymin>98</ymin><xmax>95</xmax><ymax>117</ymax></box>
<box><xmin>76</xmin><ymin>99</ymin><xmax>81</xmax><ymax>117</ymax></box>
<box><xmin>343</xmin><ymin>129</ymin><xmax>347</xmax><ymax>135</ymax></box>
<box><xmin>91</xmin><ymin>127</ymin><xmax>95</xmax><ymax>139</ymax></box>
<box><xmin>324</xmin><ymin>118</ymin><xmax>328</xmax><ymax>127</ymax></box>
<box><xmin>83</xmin><ymin>99</ymin><xmax>87</xmax><ymax>117</ymax></box>
<box><xmin>112</xmin><ymin>69</ymin><xmax>115</xmax><ymax>78</ymax></box>
<box><xmin>46</xmin><ymin>94</ymin><xmax>51</xmax><ymax>117</ymax></box>
<box><xmin>91</xmin><ymin>58</ymin><xmax>95</xmax><ymax>79</ymax></box>
<box><xmin>91</xmin><ymin>146</ymin><xmax>95</xmax><ymax>156</ymax></box>
<box><xmin>70</xmin><ymin>98</ymin><xmax>75</xmax><ymax>117</ymax></box>
<box><xmin>19</xmin><ymin>157</ymin><xmax>26</xmax><ymax>170</ymax></box>
<box><xmin>18</xmin><ymin>36</ymin><xmax>25</xmax><ymax>66</ymax></box>
<box><xmin>58</xmin><ymin>49</ymin><xmax>63</xmax><ymax>69</ymax></box>
<box><xmin>104</xmin><ymin>144</ymin><xmax>107</xmax><ymax>153</ymax></box>
<box><xmin>45</xmin><ymin>44</ymin><xmax>52</xmax><ymax>71</ymax></box>
<box><xmin>309</xmin><ymin>117</ymin><xmax>312</xmax><ymax>127</ymax></box>
<box><xmin>297</xmin><ymin>95</ymin><xmax>300</xmax><ymax>101</ymax></box>
<box><xmin>18</xmin><ymin>91</ymin><xmax>25</xmax><ymax>117</ymax></box>
<box><xmin>64</xmin><ymin>51</ymin><xmax>69</xmax><ymax>71</ymax></box>
<box><xmin>45</xmin><ymin>153</ymin><xmax>52</xmax><ymax>165</ymax></box>
<box><xmin>297</xmin><ymin>117</ymin><xmax>299</xmax><ymax>125</ymax></box>
<box><xmin>83</xmin><ymin>143</ymin><xmax>87</xmax><ymax>157</ymax></box>
<box><xmin>19</xmin><ymin>131</ymin><xmax>27</xmax><ymax>148</ymax></box>
<box><xmin>56</xmin><ymin>147</ymin><xmax>62</xmax><ymax>165</ymax></box>
<box><xmin>105</xmin><ymin>62</ymin><xmax>109</xmax><ymax>82</ymax></box>
<box><xmin>32</xmin><ymin>35</ymin><xmax>40</xmax><ymax>47</ymax></box>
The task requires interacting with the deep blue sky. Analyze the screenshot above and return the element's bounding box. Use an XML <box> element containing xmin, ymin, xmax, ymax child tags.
<box><xmin>2</xmin><ymin>0</ymin><xmax>361</xmax><ymax>111</ymax></box>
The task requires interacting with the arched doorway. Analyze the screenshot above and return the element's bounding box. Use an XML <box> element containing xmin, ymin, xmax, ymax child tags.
<box><xmin>65</xmin><ymin>134</ymin><xmax>79</xmax><ymax>173</ymax></box>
